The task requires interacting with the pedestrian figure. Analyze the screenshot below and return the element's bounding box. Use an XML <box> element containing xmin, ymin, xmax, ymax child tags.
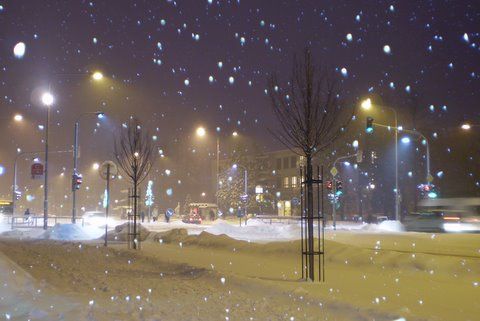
<box><xmin>24</xmin><ymin>208</ymin><xmax>31</xmax><ymax>225</ymax></box>
<box><xmin>165</xmin><ymin>211</ymin><xmax>170</xmax><ymax>223</ymax></box>
<box><xmin>141</xmin><ymin>211</ymin><xmax>145</xmax><ymax>223</ymax></box>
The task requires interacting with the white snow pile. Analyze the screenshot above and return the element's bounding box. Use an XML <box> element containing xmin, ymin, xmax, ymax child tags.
<box><xmin>362</xmin><ymin>220</ymin><xmax>405</xmax><ymax>232</ymax></box>
<box><xmin>205</xmin><ymin>219</ymin><xmax>300</xmax><ymax>242</ymax></box>
<box><xmin>42</xmin><ymin>224</ymin><xmax>104</xmax><ymax>241</ymax></box>
<box><xmin>0</xmin><ymin>220</ymin><xmax>11</xmax><ymax>234</ymax></box>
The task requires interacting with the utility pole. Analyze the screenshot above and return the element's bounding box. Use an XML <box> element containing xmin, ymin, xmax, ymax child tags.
<box><xmin>43</xmin><ymin>105</ymin><xmax>50</xmax><ymax>230</ymax></box>
<box><xmin>72</xmin><ymin>112</ymin><xmax>104</xmax><ymax>224</ymax></box>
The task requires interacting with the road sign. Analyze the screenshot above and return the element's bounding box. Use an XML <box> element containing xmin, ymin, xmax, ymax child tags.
<box><xmin>356</xmin><ymin>150</ymin><xmax>363</xmax><ymax>163</ymax></box>
<box><xmin>427</xmin><ymin>174</ymin><xmax>434</xmax><ymax>183</ymax></box>
<box><xmin>330</xmin><ymin>166</ymin><xmax>338</xmax><ymax>177</ymax></box>
<box><xmin>31</xmin><ymin>163</ymin><xmax>44</xmax><ymax>179</ymax></box>
<box><xmin>100</xmin><ymin>161</ymin><xmax>118</xmax><ymax>180</ymax></box>
<box><xmin>292</xmin><ymin>197</ymin><xmax>300</xmax><ymax>206</ymax></box>
<box><xmin>166</xmin><ymin>208</ymin><xmax>175</xmax><ymax>217</ymax></box>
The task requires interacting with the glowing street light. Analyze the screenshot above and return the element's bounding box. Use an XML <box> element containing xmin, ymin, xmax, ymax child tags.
<box><xmin>92</xmin><ymin>162</ymin><xmax>100</xmax><ymax>170</ymax></box>
<box><xmin>232</xmin><ymin>131</ymin><xmax>239</xmax><ymax>137</ymax></box>
<box><xmin>196</xmin><ymin>126</ymin><xmax>206</xmax><ymax>137</ymax></box>
<box><xmin>13</xmin><ymin>114</ymin><xmax>23</xmax><ymax>122</ymax></box>
<box><xmin>41</xmin><ymin>92</ymin><xmax>54</xmax><ymax>106</ymax></box>
<box><xmin>92</xmin><ymin>71</ymin><xmax>104</xmax><ymax>81</ymax></box>
<box><xmin>461</xmin><ymin>123</ymin><xmax>472</xmax><ymax>130</ymax></box>
<box><xmin>361</xmin><ymin>98</ymin><xmax>372</xmax><ymax>110</ymax></box>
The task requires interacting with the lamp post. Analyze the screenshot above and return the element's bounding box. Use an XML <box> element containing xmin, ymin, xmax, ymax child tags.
<box><xmin>401</xmin><ymin>129</ymin><xmax>431</xmax><ymax>183</ymax></box>
<box><xmin>72</xmin><ymin>111</ymin><xmax>105</xmax><ymax>224</ymax></box>
<box><xmin>45</xmin><ymin>71</ymin><xmax>104</xmax><ymax>224</ymax></box>
<box><xmin>361</xmin><ymin>98</ymin><xmax>400</xmax><ymax>221</ymax></box>
<box><xmin>41</xmin><ymin>92</ymin><xmax>54</xmax><ymax>229</ymax></box>
<box><xmin>196</xmin><ymin>127</ymin><xmax>238</xmax><ymax>207</ymax></box>
<box><xmin>331</xmin><ymin>151</ymin><xmax>362</xmax><ymax>230</ymax></box>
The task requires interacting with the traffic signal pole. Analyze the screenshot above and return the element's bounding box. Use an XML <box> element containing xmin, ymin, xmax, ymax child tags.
<box><xmin>72</xmin><ymin>121</ymin><xmax>79</xmax><ymax>224</ymax></box>
<box><xmin>331</xmin><ymin>151</ymin><xmax>363</xmax><ymax>230</ymax></box>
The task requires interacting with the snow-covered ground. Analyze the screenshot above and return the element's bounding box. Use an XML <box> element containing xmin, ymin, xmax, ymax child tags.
<box><xmin>0</xmin><ymin>217</ymin><xmax>479</xmax><ymax>320</ymax></box>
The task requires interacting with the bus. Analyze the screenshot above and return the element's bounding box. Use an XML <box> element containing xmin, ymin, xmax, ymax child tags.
<box><xmin>0</xmin><ymin>200</ymin><xmax>13</xmax><ymax>215</ymax></box>
<box><xmin>405</xmin><ymin>198</ymin><xmax>480</xmax><ymax>232</ymax></box>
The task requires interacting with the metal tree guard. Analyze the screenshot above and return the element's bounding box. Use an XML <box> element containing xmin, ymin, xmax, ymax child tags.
<box><xmin>127</xmin><ymin>187</ymin><xmax>141</xmax><ymax>250</ymax></box>
<box><xmin>300</xmin><ymin>165</ymin><xmax>325</xmax><ymax>282</ymax></box>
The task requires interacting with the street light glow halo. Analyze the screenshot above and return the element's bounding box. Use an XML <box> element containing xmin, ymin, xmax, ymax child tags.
<box><xmin>361</xmin><ymin>98</ymin><xmax>372</xmax><ymax>110</ymax></box>
<box><xmin>461</xmin><ymin>123</ymin><xmax>471</xmax><ymax>130</ymax></box>
<box><xmin>196</xmin><ymin>126</ymin><xmax>206</xmax><ymax>137</ymax></box>
<box><xmin>13</xmin><ymin>114</ymin><xmax>23</xmax><ymax>122</ymax></box>
<box><xmin>41</xmin><ymin>92</ymin><xmax>54</xmax><ymax>106</ymax></box>
<box><xmin>92</xmin><ymin>71</ymin><xmax>104</xmax><ymax>81</ymax></box>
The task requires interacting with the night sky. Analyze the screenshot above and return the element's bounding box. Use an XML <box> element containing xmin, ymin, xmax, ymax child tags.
<box><xmin>1</xmin><ymin>0</ymin><xmax>479</xmax><ymax>212</ymax></box>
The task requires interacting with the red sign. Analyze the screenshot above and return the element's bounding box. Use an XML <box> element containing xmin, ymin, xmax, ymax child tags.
<box><xmin>31</xmin><ymin>163</ymin><xmax>44</xmax><ymax>179</ymax></box>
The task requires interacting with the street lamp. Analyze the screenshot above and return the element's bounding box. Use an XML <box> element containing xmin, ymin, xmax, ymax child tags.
<box><xmin>72</xmin><ymin>111</ymin><xmax>105</xmax><ymax>223</ymax></box>
<box><xmin>13</xmin><ymin>114</ymin><xmax>23</xmax><ymax>122</ymax></box>
<box><xmin>196</xmin><ymin>126</ymin><xmax>206</xmax><ymax>137</ymax></box>
<box><xmin>361</xmin><ymin>98</ymin><xmax>400</xmax><ymax>221</ymax></box>
<box><xmin>196</xmin><ymin>126</ymin><xmax>239</xmax><ymax>207</ymax></box>
<box><xmin>92</xmin><ymin>71</ymin><xmax>104</xmax><ymax>81</ymax></box>
<box><xmin>361</xmin><ymin>98</ymin><xmax>372</xmax><ymax>110</ymax></box>
<box><xmin>41</xmin><ymin>91</ymin><xmax>54</xmax><ymax>230</ymax></box>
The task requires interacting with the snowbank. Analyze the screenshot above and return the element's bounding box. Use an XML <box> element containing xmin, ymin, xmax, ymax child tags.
<box><xmin>205</xmin><ymin>220</ymin><xmax>300</xmax><ymax>242</ymax></box>
<box><xmin>42</xmin><ymin>223</ymin><xmax>104</xmax><ymax>241</ymax></box>
<box><xmin>361</xmin><ymin>220</ymin><xmax>405</xmax><ymax>232</ymax></box>
<box><xmin>107</xmin><ymin>222</ymin><xmax>151</xmax><ymax>241</ymax></box>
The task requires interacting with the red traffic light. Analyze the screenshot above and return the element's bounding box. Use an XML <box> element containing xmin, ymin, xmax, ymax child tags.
<box><xmin>326</xmin><ymin>180</ymin><xmax>333</xmax><ymax>190</ymax></box>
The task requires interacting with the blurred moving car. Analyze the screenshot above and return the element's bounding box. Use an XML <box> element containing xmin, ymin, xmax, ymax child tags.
<box><xmin>82</xmin><ymin>211</ymin><xmax>116</xmax><ymax>227</ymax></box>
<box><xmin>404</xmin><ymin>210</ymin><xmax>480</xmax><ymax>233</ymax></box>
<box><xmin>408</xmin><ymin>197</ymin><xmax>480</xmax><ymax>233</ymax></box>
<box><xmin>376</xmin><ymin>216</ymin><xmax>389</xmax><ymax>223</ymax></box>
<box><xmin>182</xmin><ymin>212</ymin><xmax>202</xmax><ymax>224</ymax></box>
<box><xmin>404</xmin><ymin>212</ymin><xmax>445</xmax><ymax>232</ymax></box>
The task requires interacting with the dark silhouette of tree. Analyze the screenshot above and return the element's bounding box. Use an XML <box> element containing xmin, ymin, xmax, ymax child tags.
<box><xmin>114</xmin><ymin>118</ymin><xmax>155</xmax><ymax>249</ymax></box>
<box><xmin>268</xmin><ymin>48</ymin><xmax>352</xmax><ymax>281</ymax></box>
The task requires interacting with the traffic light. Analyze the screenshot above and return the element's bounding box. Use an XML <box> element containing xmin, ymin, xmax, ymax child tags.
<box><xmin>335</xmin><ymin>180</ymin><xmax>343</xmax><ymax>196</ymax></box>
<box><xmin>14</xmin><ymin>190</ymin><xmax>21</xmax><ymax>200</ymax></box>
<box><xmin>326</xmin><ymin>180</ymin><xmax>333</xmax><ymax>190</ymax></box>
<box><xmin>425</xmin><ymin>184</ymin><xmax>438</xmax><ymax>198</ymax></box>
<box><xmin>419</xmin><ymin>183</ymin><xmax>438</xmax><ymax>199</ymax></box>
<box><xmin>72</xmin><ymin>173</ymin><xmax>83</xmax><ymax>191</ymax></box>
<box><xmin>366</xmin><ymin>117</ymin><xmax>374</xmax><ymax>133</ymax></box>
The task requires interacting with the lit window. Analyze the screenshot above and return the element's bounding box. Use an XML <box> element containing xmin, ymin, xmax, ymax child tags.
<box><xmin>283</xmin><ymin>177</ymin><xmax>289</xmax><ymax>188</ymax></box>
<box><xmin>291</xmin><ymin>176</ymin><xmax>298</xmax><ymax>188</ymax></box>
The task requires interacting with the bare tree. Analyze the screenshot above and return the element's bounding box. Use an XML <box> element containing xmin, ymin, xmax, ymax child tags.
<box><xmin>114</xmin><ymin>118</ymin><xmax>155</xmax><ymax>249</ymax></box>
<box><xmin>268</xmin><ymin>48</ymin><xmax>352</xmax><ymax>281</ymax></box>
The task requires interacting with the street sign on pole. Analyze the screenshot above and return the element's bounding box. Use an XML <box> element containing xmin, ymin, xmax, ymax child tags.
<box><xmin>31</xmin><ymin>163</ymin><xmax>44</xmax><ymax>179</ymax></box>
<box><xmin>292</xmin><ymin>197</ymin><xmax>300</xmax><ymax>206</ymax></box>
<box><xmin>330</xmin><ymin>166</ymin><xmax>338</xmax><ymax>177</ymax></box>
<box><xmin>356</xmin><ymin>150</ymin><xmax>363</xmax><ymax>163</ymax></box>
<box><xmin>427</xmin><ymin>174</ymin><xmax>434</xmax><ymax>183</ymax></box>
<box><xmin>166</xmin><ymin>208</ymin><xmax>175</xmax><ymax>217</ymax></box>
<box><xmin>99</xmin><ymin>161</ymin><xmax>117</xmax><ymax>247</ymax></box>
<box><xmin>100</xmin><ymin>161</ymin><xmax>118</xmax><ymax>180</ymax></box>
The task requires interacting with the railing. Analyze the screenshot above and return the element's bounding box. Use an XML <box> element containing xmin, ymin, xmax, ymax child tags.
<box><xmin>254</xmin><ymin>215</ymin><xmax>301</xmax><ymax>225</ymax></box>
<box><xmin>4</xmin><ymin>215</ymin><xmax>85</xmax><ymax>228</ymax></box>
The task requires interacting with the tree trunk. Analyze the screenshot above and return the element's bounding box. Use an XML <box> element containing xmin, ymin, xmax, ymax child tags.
<box><xmin>133</xmin><ymin>182</ymin><xmax>138</xmax><ymax>249</ymax></box>
<box><xmin>306</xmin><ymin>155</ymin><xmax>315</xmax><ymax>281</ymax></box>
